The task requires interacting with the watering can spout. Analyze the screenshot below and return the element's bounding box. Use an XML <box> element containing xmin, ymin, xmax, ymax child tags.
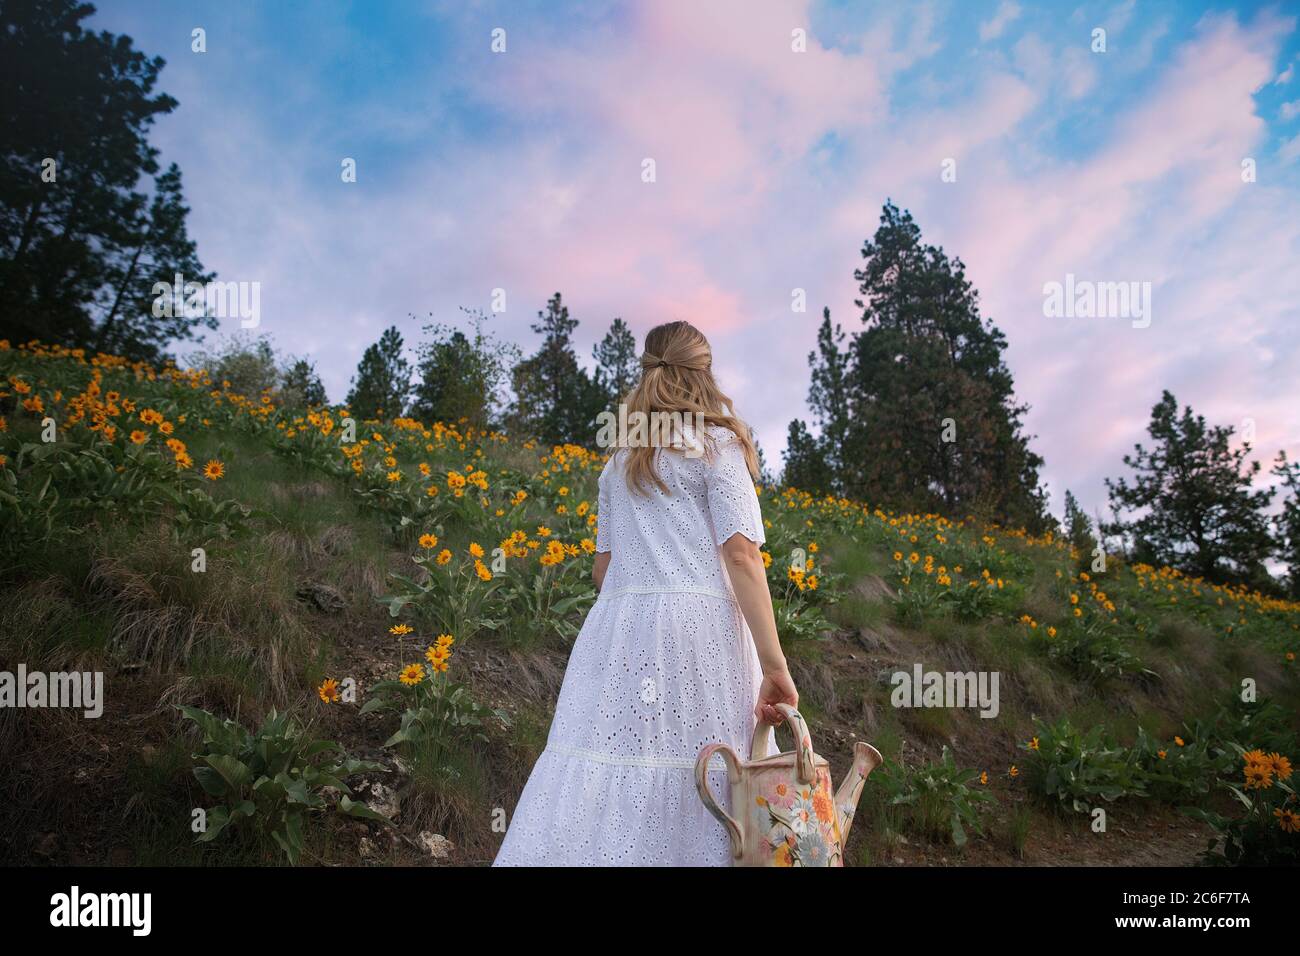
<box><xmin>834</xmin><ymin>741</ymin><xmax>882</xmax><ymax>845</ymax></box>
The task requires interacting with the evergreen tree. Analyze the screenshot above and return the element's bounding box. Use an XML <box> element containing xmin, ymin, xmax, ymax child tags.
<box><xmin>1103</xmin><ymin>391</ymin><xmax>1274</xmax><ymax>585</ymax></box>
<box><xmin>95</xmin><ymin>163</ymin><xmax>214</xmax><ymax>360</ymax></box>
<box><xmin>1062</xmin><ymin>490</ymin><xmax>1093</xmax><ymax>553</ymax></box>
<box><xmin>782</xmin><ymin>419</ymin><xmax>834</xmax><ymax>493</ymax></box>
<box><xmin>592</xmin><ymin>317</ymin><xmax>639</xmax><ymax>410</ymax></box>
<box><xmin>806</xmin><ymin>308</ymin><xmax>851</xmax><ymax>487</ymax></box>
<box><xmin>411</xmin><ymin>309</ymin><xmax>518</xmax><ymax>430</ymax></box>
<box><xmin>346</xmin><ymin>326</ymin><xmax>411</xmax><ymax>420</ymax></box>
<box><xmin>0</xmin><ymin>0</ymin><xmax>210</xmax><ymax>358</ymax></box>
<box><xmin>281</xmin><ymin>358</ymin><xmax>328</xmax><ymax>408</ymax></box>
<box><xmin>1271</xmin><ymin>452</ymin><xmax>1300</xmax><ymax>598</ymax></box>
<box><xmin>782</xmin><ymin>308</ymin><xmax>848</xmax><ymax>496</ymax></box>
<box><xmin>842</xmin><ymin>201</ymin><xmax>1048</xmax><ymax>527</ymax></box>
<box><xmin>509</xmin><ymin>293</ymin><xmax>605</xmax><ymax>445</ymax></box>
<box><xmin>412</xmin><ymin>329</ymin><xmax>478</xmax><ymax>426</ymax></box>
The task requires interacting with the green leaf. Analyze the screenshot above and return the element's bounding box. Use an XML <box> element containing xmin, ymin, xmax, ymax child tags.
<box><xmin>951</xmin><ymin>815</ymin><xmax>967</xmax><ymax>848</ymax></box>
<box><xmin>383</xmin><ymin>726</ymin><xmax>411</xmax><ymax>748</ymax></box>
<box><xmin>193</xmin><ymin>765</ymin><xmax>231</xmax><ymax>797</ymax></box>
<box><xmin>195</xmin><ymin>805</ymin><xmax>231</xmax><ymax>843</ymax></box>
<box><xmin>339</xmin><ymin>795</ymin><xmax>392</xmax><ymax>824</ymax></box>
<box><xmin>276</xmin><ymin>772</ymin><xmax>317</xmax><ymax>806</ymax></box>
<box><xmin>203</xmin><ymin>754</ymin><xmax>253</xmax><ymax>792</ymax></box>
<box><xmin>301</xmin><ymin>739</ymin><xmax>340</xmax><ymax>758</ymax></box>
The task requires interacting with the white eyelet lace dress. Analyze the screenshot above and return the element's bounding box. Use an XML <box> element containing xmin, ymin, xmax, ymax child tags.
<box><xmin>493</xmin><ymin>426</ymin><xmax>771</xmax><ymax>866</ymax></box>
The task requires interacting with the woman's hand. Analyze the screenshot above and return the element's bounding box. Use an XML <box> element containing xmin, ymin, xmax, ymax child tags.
<box><xmin>755</xmin><ymin>667</ymin><xmax>799</xmax><ymax>725</ymax></box>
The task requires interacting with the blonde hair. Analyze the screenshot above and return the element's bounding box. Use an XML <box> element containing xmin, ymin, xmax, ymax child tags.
<box><xmin>621</xmin><ymin>320</ymin><xmax>760</xmax><ymax>495</ymax></box>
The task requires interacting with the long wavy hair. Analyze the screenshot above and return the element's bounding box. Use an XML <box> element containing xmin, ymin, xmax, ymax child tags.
<box><xmin>621</xmin><ymin>320</ymin><xmax>760</xmax><ymax>496</ymax></box>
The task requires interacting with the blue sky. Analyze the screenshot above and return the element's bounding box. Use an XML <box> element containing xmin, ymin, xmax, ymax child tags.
<box><xmin>88</xmin><ymin>0</ymin><xmax>1300</xmax><ymax>520</ymax></box>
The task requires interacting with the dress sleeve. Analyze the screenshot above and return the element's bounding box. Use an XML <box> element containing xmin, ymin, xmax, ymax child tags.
<box><xmin>595</xmin><ymin>457</ymin><xmax>613</xmax><ymax>553</ymax></box>
<box><xmin>705</xmin><ymin>434</ymin><xmax>765</xmax><ymax>547</ymax></box>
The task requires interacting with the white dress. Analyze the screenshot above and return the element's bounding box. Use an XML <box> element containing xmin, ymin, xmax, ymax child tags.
<box><xmin>493</xmin><ymin>425</ymin><xmax>770</xmax><ymax>866</ymax></box>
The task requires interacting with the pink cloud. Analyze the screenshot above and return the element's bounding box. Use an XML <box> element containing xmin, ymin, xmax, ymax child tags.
<box><xmin>135</xmin><ymin>1</ymin><xmax>1298</xmax><ymax>518</ymax></box>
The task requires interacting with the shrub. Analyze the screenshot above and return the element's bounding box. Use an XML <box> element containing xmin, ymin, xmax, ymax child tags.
<box><xmin>1019</xmin><ymin>717</ymin><xmax>1146</xmax><ymax>813</ymax></box>
<box><xmin>1043</xmin><ymin>617</ymin><xmax>1152</xmax><ymax>683</ymax></box>
<box><xmin>874</xmin><ymin>746</ymin><xmax>994</xmax><ymax>847</ymax></box>
<box><xmin>1131</xmin><ymin>725</ymin><xmax>1217</xmax><ymax>804</ymax></box>
<box><xmin>179</xmin><ymin>705</ymin><xmax>387</xmax><ymax>865</ymax></box>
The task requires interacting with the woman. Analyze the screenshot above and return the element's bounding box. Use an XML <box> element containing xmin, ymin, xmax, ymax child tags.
<box><xmin>494</xmin><ymin>320</ymin><xmax>798</xmax><ymax>866</ymax></box>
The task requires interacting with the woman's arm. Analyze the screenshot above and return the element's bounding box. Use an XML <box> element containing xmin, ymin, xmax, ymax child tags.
<box><xmin>593</xmin><ymin>550</ymin><xmax>611</xmax><ymax>591</ymax></box>
<box><xmin>720</xmin><ymin>532</ymin><xmax>798</xmax><ymax>723</ymax></box>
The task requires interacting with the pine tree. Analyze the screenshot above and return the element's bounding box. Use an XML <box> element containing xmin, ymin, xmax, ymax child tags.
<box><xmin>592</xmin><ymin>317</ymin><xmax>639</xmax><ymax>411</ymax></box>
<box><xmin>1103</xmin><ymin>391</ymin><xmax>1274</xmax><ymax>585</ymax></box>
<box><xmin>843</xmin><ymin>201</ymin><xmax>1048</xmax><ymax>527</ymax></box>
<box><xmin>782</xmin><ymin>419</ymin><xmax>834</xmax><ymax>493</ymax></box>
<box><xmin>411</xmin><ymin>309</ymin><xmax>518</xmax><ymax>430</ymax></box>
<box><xmin>509</xmin><ymin>293</ymin><xmax>605</xmax><ymax>445</ymax></box>
<box><xmin>0</xmin><ymin>1</ymin><xmax>209</xmax><ymax>358</ymax></box>
<box><xmin>1062</xmin><ymin>490</ymin><xmax>1093</xmax><ymax>553</ymax></box>
<box><xmin>807</xmin><ymin>308</ymin><xmax>851</xmax><ymax>479</ymax></box>
<box><xmin>780</xmin><ymin>310</ymin><xmax>852</xmax><ymax>496</ymax></box>
<box><xmin>281</xmin><ymin>358</ymin><xmax>328</xmax><ymax>407</ymax></box>
<box><xmin>1271</xmin><ymin>453</ymin><xmax>1300</xmax><ymax>598</ymax></box>
<box><xmin>781</xmin><ymin>309</ymin><xmax>850</xmax><ymax>495</ymax></box>
<box><xmin>95</xmin><ymin>164</ymin><xmax>215</xmax><ymax>360</ymax></box>
<box><xmin>346</xmin><ymin>326</ymin><xmax>411</xmax><ymax>420</ymax></box>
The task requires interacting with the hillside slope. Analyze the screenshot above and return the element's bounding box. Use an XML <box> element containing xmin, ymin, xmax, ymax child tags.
<box><xmin>1</xmin><ymin>341</ymin><xmax>1297</xmax><ymax>866</ymax></box>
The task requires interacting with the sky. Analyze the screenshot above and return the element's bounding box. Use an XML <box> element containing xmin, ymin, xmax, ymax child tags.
<box><xmin>88</xmin><ymin>0</ymin><xmax>1300</xmax><ymax>522</ymax></box>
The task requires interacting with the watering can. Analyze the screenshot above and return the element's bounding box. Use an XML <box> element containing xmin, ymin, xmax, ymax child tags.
<box><xmin>695</xmin><ymin>703</ymin><xmax>882</xmax><ymax>866</ymax></box>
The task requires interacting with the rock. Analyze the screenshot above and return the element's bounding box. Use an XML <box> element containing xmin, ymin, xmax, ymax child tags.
<box><xmin>416</xmin><ymin>831</ymin><xmax>454</xmax><ymax>860</ymax></box>
<box><xmin>296</xmin><ymin>582</ymin><xmax>347</xmax><ymax>613</ymax></box>
<box><xmin>361</xmin><ymin>781</ymin><xmax>400</xmax><ymax>821</ymax></box>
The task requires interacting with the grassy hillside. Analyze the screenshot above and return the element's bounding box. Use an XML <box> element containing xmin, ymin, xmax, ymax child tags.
<box><xmin>2</xmin><ymin>340</ymin><xmax>1297</xmax><ymax>866</ymax></box>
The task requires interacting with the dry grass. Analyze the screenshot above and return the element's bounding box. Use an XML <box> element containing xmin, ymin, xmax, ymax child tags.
<box><xmin>84</xmin><ymin>525</ymin><xmax>311</xmax><ymax>710</ymax></box>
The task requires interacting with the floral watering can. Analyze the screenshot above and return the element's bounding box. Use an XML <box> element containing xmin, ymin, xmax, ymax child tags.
<box><xmin>695</xmin><ymin>703</ymin><xmax>882</xmax><ymax>866</ymax></box>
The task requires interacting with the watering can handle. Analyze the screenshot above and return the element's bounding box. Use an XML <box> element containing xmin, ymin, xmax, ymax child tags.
<box><xmin>749</xmin><ymin>702</ymin><xmax>816</xmax><ymax>785</ymax></box>
<box><xmin>694</xmin><ymin>743</ymin><xmax>744</xmax><ymax>860</ymax></box>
